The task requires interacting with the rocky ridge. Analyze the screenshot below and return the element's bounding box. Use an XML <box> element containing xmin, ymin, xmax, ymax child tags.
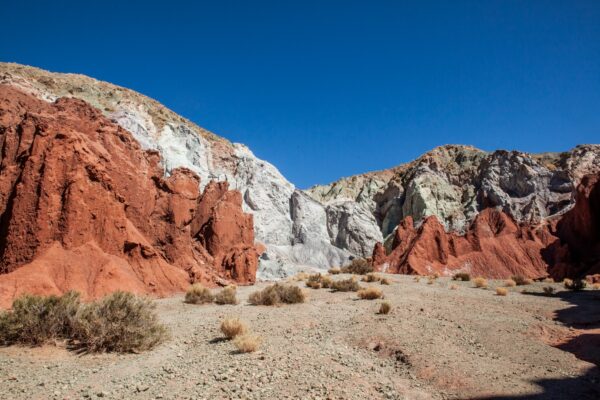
<box><xmin>0</xmin><ymin>62</ymin><xmax>351</xmax><ymax>279</ymax></box>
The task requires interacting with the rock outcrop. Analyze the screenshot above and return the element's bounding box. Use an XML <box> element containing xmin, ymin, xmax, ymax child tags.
<box><xmin>0</xmin><ymin>85</ymin><xmax>258</xmax><ymax>308</ymax></box>
<box><xmin>0</xmin><ymin>62</ymin><xmax>351</xmax><ymax>278</ymax></box>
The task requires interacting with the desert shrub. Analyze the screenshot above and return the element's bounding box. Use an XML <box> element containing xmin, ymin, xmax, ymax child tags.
<box><xmin>292</xmin><ymin>272</ymin><xmax>309</xmax><ymax>281</ymax></box>
<box><xmin>473</xmin><ymin>277</ymin><xmax>488</xmax><ymax>288</ymax></box>
<box><xmin>233</xmin><ymin>333</ymin><xmax>261</xmax><ymax>353</ymax></box>
<box><xmin>358</xmin><ymin>287</ymin><xmax>383</xmax><ymax>300</ymax></box>
<box><xmin>378</xmin><ymin>301</ymin><xmax>391</xmax><ymax>315</ymax></box>
<box><xmin>331</xmin><ymin>278</ymin><xmax>361</xmax><ymax>292</ymax></box>
<box><xmin>0</xmin><ymin>291</ymin><xmax>80</xmax><ymax>346</ymax></box>
<box><xmin>184</xmin><ymin>284</ymin><xmax>214</xmax><ymax>304</ymax></box>
<box><xmin>511</xmin><ymin>275</ymin><xmax>533</xmax><ymax>286</ymax></box>
<box><xmin>496</xmin><ymin>287</ymin><xmax>508</xmax><ymax>296</ymax></box>
<box><xmin>544</xmin><ymin>277</ymin><xmax>554</xmax><ymax>283</ymax></box>
<box><xmin>321</xmin><ymin>276</ymin><xmax>333</xmax><ymax>288</ymax></box>
<box><xmin>249</xmin><ymin>284</ymin><xmax>305</xmax><ymax>306</ymax></box>
<box><xmin>328</xmin><ymin>268</ymin><xmax>341</xmax><ymax>275</ymax></box>
<box><xmin>543</xmin><ymin>286</ymin><xmax>556</xmax><ymax>295</ymax></box>
<box><xmin>592</xmin><ymin>283</ymin><xmax>600</xmax><ymax>290</ymax></box>
<box><xmin>380</xmin><ymin>278</ymin><xmax>391</xmax><ymax>285</ymax></box>
<box><xmin>340</xmin><ymin>258</ymin><xmax>373</xmax><ymax>275</ymax></box>
<box><xmin>564</xmin><ymin>279</ymin><xmax>587</xmax><ymax>291</ymax></box>
<box><xmin>215</xmin><ymin>286</ymin><xmax>238</xmax><ymax>305</ymax></box>
<box><xmin>504</xmin><ymin>279</ymin><xmax>517</xmax><ymax>287</ymax></box>
<box><xmin>362</xmin><ymin>273</ymin><xmax>381</xmax><ymax>283</ymax></box>
<box><xmin>452</xmin><ymin>272</ymin><xmax>471</xmax><ymax>281</ymax></box>
<box><xmin>449</xmin><ymin>284</ymin><xmax>458</xmax><ymax>290</ymax></box>
<box><xmin>306</xmin><ymin>274</ymin><xmax>324</xmax><ymax>289</ymax></box>
<box><xmin>72</xmin><ymin>291</ymin><xmax>168</xmax><ymax>353</ymax></box>
<box><xmin>427</xmin><ymin>277</ymin><xmax>435</xmax><ymax>285</ymax></box>
<box><xmin>413</xmin><ymin>276</ymin><xmax>421</xmax><ymax>283</ymax></box>
<box><xmin>220</xmin><ymin>318</ymin><xmax>247</xmax><ymax>339</ymax></box>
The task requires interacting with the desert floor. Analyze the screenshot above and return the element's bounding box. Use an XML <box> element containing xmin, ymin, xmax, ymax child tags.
<box><xmin>0</xmin><ymin>274</ymin><xmax>599</xmax><ymax>400</ymax></box>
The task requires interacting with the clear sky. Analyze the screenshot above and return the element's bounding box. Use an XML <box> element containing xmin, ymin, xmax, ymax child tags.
<box><xmin>2</xmin><ymin>1</ymin><xmax>599</xmax><ymax>188</ymax></box>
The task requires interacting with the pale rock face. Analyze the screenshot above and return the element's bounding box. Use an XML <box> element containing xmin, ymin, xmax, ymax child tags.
<box><xmin>325</xmin><ymin>201</ymin><xmax>383</xmax><ymax>257</ymax></box>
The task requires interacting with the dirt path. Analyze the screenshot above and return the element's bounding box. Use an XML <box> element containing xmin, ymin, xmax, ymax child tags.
<box><xmin>0</xmin><ymin>275</ymin><xmax>598</xmax><ymax>399</ymax></box>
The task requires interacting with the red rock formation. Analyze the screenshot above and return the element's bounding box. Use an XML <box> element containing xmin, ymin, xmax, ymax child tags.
<box><xmin>0</xmin><ymin>85</ymin><xmax>258</xmax><ymax>308</ymax></box>
<box><xmin>545</xmin><ymin>174</ymin><xmax>600</xmax><ymax>280</ymax></box>
<box><xmin>372</xmin><ymin>209</ymin><xmax>558</xmax><ymax>279</ymax></box>
<box><xmin>373</xmin><ymin>174</ymin><xmax>600</xmax><ymax>279</ymax></box>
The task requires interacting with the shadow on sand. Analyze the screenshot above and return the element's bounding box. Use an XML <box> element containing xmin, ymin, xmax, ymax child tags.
<box><xmin>471</xmin><ymin>289</ymin><xmax>600</xmax><ymax>399</ymax></box>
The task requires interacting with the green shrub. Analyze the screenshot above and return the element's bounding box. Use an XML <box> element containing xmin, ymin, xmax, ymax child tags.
<box><xmin>249</xmin><ymin>284</ymin><xmax>305</xmax><ymax>306</ymax></box>
<box><xmin>72</xmin><ymin>291</ymin><xmax>168</xmax><ymax>353</ymax></box>
<box><xmin>340</xmin><ymin>258</ymin><xmax>373</xmax><ymax>275</ymax></box>
<box><xmin>184</xmin><ymin>284</ymin><xmax>214</xmax><ymax>304</ymax></box>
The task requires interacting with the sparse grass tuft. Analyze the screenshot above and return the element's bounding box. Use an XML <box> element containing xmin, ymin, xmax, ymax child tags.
<box><xmin>184</xmin><ymin>284</ymin><xmax>214</xmax><ymax>304</ymax></box>
<box><xmin>511</xmin><ymin>275</ymin><xmax>533</xmax><ymax>286</ymax></box>
<box><xmin>378</xmin><ymin>301</ymin><xmax>391</xmax><ymax>315</ymax></box>
<box><xmin>362</xmin><ymin>273</ymin><xmax>381</xmax><ymax>283</ymax></box>
<box><xmin>564</xmin><ymin>279</ymin><xmax>586</xmax><ymax>291</ymax></box>
<box><xmin>328</xmin><ymin>268</ymin><xmax>341</xmax><ymax>275</ymax></box>
<box><xmin>452</xmin><ymin>272</ymin><xmax>471</xmax><ymax>281</ymax></box>
<box><xmin>380</xmin><ymin>278</ymin><xmax>391</xmax><ymax>285</ymax></box>
<box><xmin>413</xmin><ymin>276</ymin><xmax>421</xmax><ymax>283</ymax></box>
<box><xmin>215</xmin><ymin>286</ymin><xmax>238</xmax><ymax>305</ymax></box>
<box><xmin>504</xmin><ymin>279</ymin><xmax>517</xmax><ymax>287</ymax></box>
<box><xmin>543</xmin><ymin>286</ymin><xmax>556</xmax><ymax>295</ymax></box>
<box><xmin>473</xmin><ymin>277</ymin><xmax>488</xmax><ymax>288</ymax></box>
<box><xmin>340</xmin><ymin>258</ymin><xmax>373</xmax><ymax>275</ymax></box>
<box><xmin>220</xmin><ymin>318</ymin><xmax>247</xmax><ymax>339</ymax></box>
<box><xmin>357</xmin><ymin>287</ymin><xmax>383</xmax><ymax>300</ymax></box>
<box><xmin>331</xmin><ymin>277</ymin><xmax>361</xmax><ymax>292</ymax></box>
<box><xmin>321</xmin><ymin>276</ymin><xmax>333</xmax><ymax>288</ymax></box>
<box><xmin>292</xmin><ymin>272</ymin><xmax>309</xmax><ymax>281</ymax></box>
<box><xmin>233</xmin><ymin>333</ymin><xmax>261</xmax><ymax>353</ymax></box>
<box><xmin>544</xmin><ymin>277</ymin><xmax>554</xmax><ymax>283</ymax></box>
<box><xmin>249</xmin><ymin>284</ymin><xmax>306</xmax><ymax>306</ymax></box>
<box><xmin>496</xmin><ymin>287</ymin><xmax>508</xmax><ymax>296</ymax></box>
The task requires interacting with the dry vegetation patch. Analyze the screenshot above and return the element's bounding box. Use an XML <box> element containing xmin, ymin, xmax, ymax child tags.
<box><xmin>215</xmin><ymin>286</ymin><xmax>238</xmax><ymax>305</ymax></box>
<box><xmin>511</xmin><ymin>275</ymin><xmax>533</xmax><ymax>286</ymax></box>
<box><xmin>233</xmin><ymin>334</ymin><xmax>261</xmax><ymax>353</ymax></box>
<box><xmin>249</xmin><ymin>284</ymin><xmax>306</xmax><ymax>306</ymax></box>
<box><xmin>340</xmin><ymin>258</ymin><xmax>373</xmax><ymax>275</ymax></box>
<box><xmin>452</xmin><ymin>272</ymin><xmax>471</xmax><ymax>281</ymax></box>
<box><xmin>496</xmin><ymin>287</ymin><xmax>508</xmax><ymax>296</ymax></box>
<box><xmin>473</xmin><ymin>277</ymin><xmax>488</xmax><ymax>288</ymax></box>
<box><xmin>331</xmin><ymin>277</ymin><xmax>361</xmax><ymax>292</ymax></box>
<box><xmin>378</xmin><ymin>301</ymin><xmax>391</xmax><ymax>315</ymax></box>
<box><xmin>358</xmin><ymin>287</ymin><xmax>383</xmax><ymax>300</ymax></box>
<box><xmin>220</xmin><ymin>318</ymin><xmax>247</xmax><ymax>339</ymax></box>
<box><xmin>184</xmin><ymin>284</ymin><xmax>214</xmax><ymax>304</ymax></box>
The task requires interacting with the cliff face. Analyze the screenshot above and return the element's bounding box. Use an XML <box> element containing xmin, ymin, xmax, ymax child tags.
<box><xmin>0</xmin><ymin>85</ymin><xmax>258</xmax><ymax>308</ymax></box>
<box><xmin>0</xmin><ymin>62</ymin><xmax>351</xmax><ymax>279</ymax></box>
<box><xmin>309</xmin><ymin>145</ymin><xmax>600</xmax><ymax>259</ymax></box>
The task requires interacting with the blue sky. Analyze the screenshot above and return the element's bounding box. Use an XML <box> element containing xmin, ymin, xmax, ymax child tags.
<box><xmin>2</xmin><ymin>1</ymin><xmax>599</xmax><ymax>188</ymax></box>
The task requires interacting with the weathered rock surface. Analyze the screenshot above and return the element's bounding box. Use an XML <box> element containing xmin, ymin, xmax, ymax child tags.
<box><xmin>0</xmin><ymin>62</ymin><xmax>350</xmax><ymax>277</ymax></box>
<box><xmin>0</xmin><ymin>85</ymin><xmax>258</xmax><ymax>308</ymax></box>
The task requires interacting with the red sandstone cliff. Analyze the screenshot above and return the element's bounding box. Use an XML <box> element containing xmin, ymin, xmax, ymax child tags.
<box><xmin>0</xmin><ymin>85</ymin><xmax>259</xmax><ymax>308</ymax></box>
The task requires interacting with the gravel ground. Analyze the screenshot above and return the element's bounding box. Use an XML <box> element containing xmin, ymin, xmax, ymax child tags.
<box><xmin>0</xmin><ymin>274</ymin><xmax>599</xmax><ymax>400</ymax></box>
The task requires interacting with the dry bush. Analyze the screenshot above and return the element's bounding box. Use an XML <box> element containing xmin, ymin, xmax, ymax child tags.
<box><xmin>452</xmin><ymin>272</ymin><xmax>471</xmax><ymax>281</ymax></box>
<box><xmin>233</xmin><ymin>333</ymin><xmax>261</xmax><ymax>353</ymax></box>
<box><xmin>331</xmin><ymin>277</ymin><xmax>361</xmax><ymax>292</ymax></box>
<box><xmin>496</xmin><ymin>287</ymin><xmax>508</xmax><ymax>296</ymax></box>
<box><xmin>592</xmin><ymin>283</ymin><xmax>600</xmax><ymax>290</ymax></box>
<box><xmin>473</xmin><ymin>277</ymin><xmax>488</xmax><ymax>288</ymax></box>
<box><xmin>427</xmin><ymin>277</ymin><xmax>435</xmax><ymax>285</ymax></box>
<box><xmin>306</xmin><ymin>274</ymin><xmax>324</xmax><ymax>289</ymax></box>
<box><xmin>544</xmin><ymin>277</ymin><xmax>555</xmax><ymax>283</ymax></box>
<box><xmin>504</xmin><ymin>279</ymin><xmax>517</xmax><ymax>287</ymax></box>
<box><xmin>362</xmin><ymin>273</ymin><xmax>381</xmax><ymax>283</ymax></box>
<box><xmin>249</xmin><ymin>284</ymin><xmax>305</xmax><ymax>306</ymax></box>
<box><xmin>511</xmin><ymin>275</ymin><xmax>533</xmax><ymax>286</ymax></box>
<box><xmin>0</xmin><ymin>291</ymin><xmax>80</xmax><ymax>346</ymax></box>
<box><xmin>340</xmin><ymin>258</ymin><xmax>373</xmax><ymax>275</ymax></box>
<box><xmin>184</xmin><ymin>284</ymin><xmax>214</xmax><ymax>304</ymax></box>
<box><xmin>291</xmin><ymin>272</ymin><xmax>309</xmax><ymax>281</ymax></box>
<box><xmin>543</xmin><ymin>286</ymin><xmax>556</xmax><ymax>295</ymax></box>
<box><xmin>215</xmin><ymin>286</ymin><xmax>238</xmax><ymax>305</ymax></box>
<box><xmin>413</xmin><ymin>276</ymin><xmax>421</xmax><ymax>283</ymax></box>
<box><xmin>380</xmin><ymin>278</ymin><xmax>391</xmax><ymax>285</ymax></box>
<box><xmin>72</xmin><ymin>291</ymin><xmax>168</xmax><ymax>353</ymax></box>
<box><xmin>328</xmin><ymin>268</ymin><xmax>341</xmax><ymax>275</ymax></box>
<box><xmin>449</xmin><ymin>284</ymin><xmax>458</xmax><ymax>290</ymax></box>
<box><xmin>564</xmin><ymin>279</ymin><xmax>587</xmax><ymax>291</ymax></box>
<box><xmin>220</xmin><ymin>318</ymin><xmax>247</xmax><ymax>339</ymax></box>
<box><xmin>321</xmin><ymin>276</ymin><xmax>333</xmax><ymax>288</ymax></box>
<box><xmin>357</xmin><ymin>287</ymin><xmax>383</xmax><ymax>300</ymax></box>
<box><xmin>378</xmin><ymin>301</ymin><xmax>391</xmax><ymax>315</ymax></box>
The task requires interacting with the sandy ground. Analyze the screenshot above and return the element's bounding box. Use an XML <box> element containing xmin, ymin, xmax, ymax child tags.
<box><xmin>0</xmin><ymin>274</ymin><xmax>599</xmax><ymax>400</ymax></box>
